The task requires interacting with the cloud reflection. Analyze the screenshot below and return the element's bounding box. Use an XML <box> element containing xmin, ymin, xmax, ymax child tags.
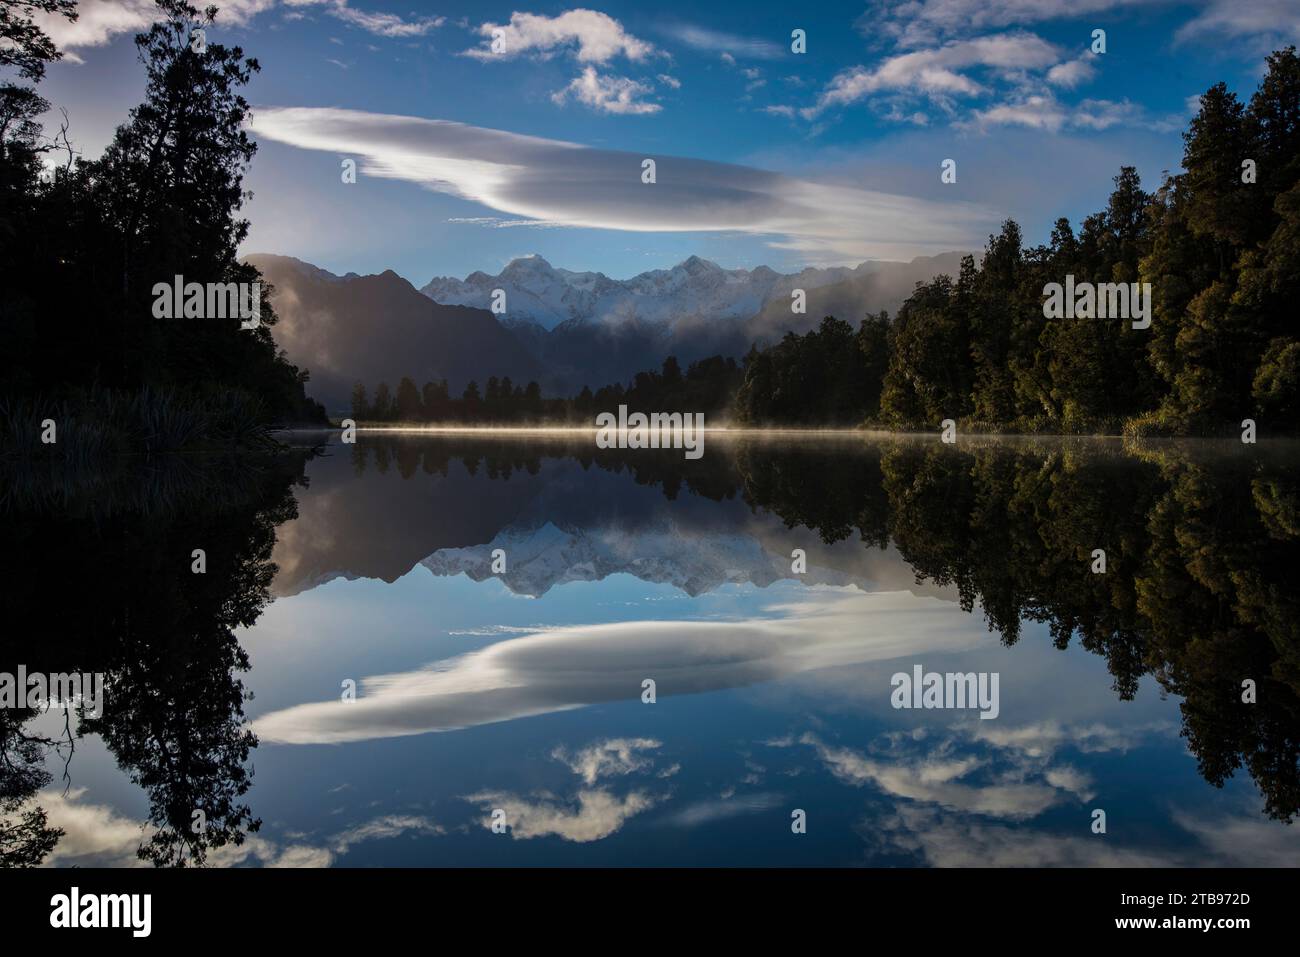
<box><xmin>252</xmin><ymin>590</ymin><xmax>987</xmax><ymax>744</ymax></box>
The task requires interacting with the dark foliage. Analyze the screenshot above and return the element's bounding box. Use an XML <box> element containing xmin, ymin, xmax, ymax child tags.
<box><xmin>351</xmin><ymin>354</ymin><xmax>743</xmax><ymax>424</ymax></box>
<box><xmin>0</xmin><ymin>0</ymin><xmax>325</xmax><ymax>451</ymax></box>
<box><xmin>732</xmin><ymin>50</ymin><xmax>1300</xmax><ymax>435</ymax></box>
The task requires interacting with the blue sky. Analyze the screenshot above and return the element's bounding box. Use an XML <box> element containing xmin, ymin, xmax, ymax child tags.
<box><xmin>34</xmin><ymin>0</ymin><xmax>1300</xmax><ymax>281</ymax></box>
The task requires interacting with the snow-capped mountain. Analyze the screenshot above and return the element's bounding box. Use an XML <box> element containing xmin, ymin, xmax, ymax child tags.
<box><xmin>416</xmin><ymin>250</ymin><xmax>967</xmax><ymax>392</ymax></box>
<box><xmin>419</xmin><ymin>254</ymin><xmax>857</xmax><ymax>332</ymax></box>
<box><xmin>419</xmin><ymin>520</ymin><xmax>867</xmax><ymax>597</ymax></box>
<box><xmin>250</xmin><ymin>249</ymin><xmax>971</xmax><ymax>403</ymax></box>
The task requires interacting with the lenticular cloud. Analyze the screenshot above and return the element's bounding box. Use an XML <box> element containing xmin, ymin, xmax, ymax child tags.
<box><xmin>246</xmin><ymin>106</ymin><xmax>994</xmax><ymax>262</ymax></box>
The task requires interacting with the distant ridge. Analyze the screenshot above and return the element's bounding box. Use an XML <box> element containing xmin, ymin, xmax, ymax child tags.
<box><xmin>246</xmin><ymin>254</ymin><xmax>541</xmax><ymax>413</ymax></box>
<box><xmin>247</xmin><ymin>251</ymin><xmax>971</xmax><ymax>406</ymax></box>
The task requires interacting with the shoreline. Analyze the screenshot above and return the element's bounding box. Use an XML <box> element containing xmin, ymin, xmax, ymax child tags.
<box><xmin>275</xmin><ymin>424</ymin><xmax>1300</xmax><ymax>445</ymax></box>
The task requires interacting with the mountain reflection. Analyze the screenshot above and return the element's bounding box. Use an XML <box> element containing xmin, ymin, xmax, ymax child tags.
<box><xmin>3</xmin><ymin>434</ymin><xmax>1297</xmax><ymax>867</ymax></box>
<box><xmin>284</xmin><ymin>434</ymin><xmax>1300</xmax><ymax>823</ymax></box>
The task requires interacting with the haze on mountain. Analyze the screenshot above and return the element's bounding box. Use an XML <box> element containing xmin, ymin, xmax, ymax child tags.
<box><xmin>420</xmin><ymin>254</ymin><xmax>854</xmax><ymax>332</ymax></box>
<box><xmin>422</xmin><ymin>252</ymin><xmax>967</xmax><ymax>338</ymax></box>
<box><xmin>247</xmin><ymin>254</ymin><xmax>542</xmax><ymax>412</ymax></box>
<box><xmin>250</xmin><ymin>250</ymin><xmax>969</xmax><ymax>411</ymax></box>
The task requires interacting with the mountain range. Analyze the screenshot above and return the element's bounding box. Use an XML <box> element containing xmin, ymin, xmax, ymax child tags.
<box><xmin>249</xmin><ymin>254</ymin><xmax>542</xmax><ymax>412</ymax></box>
<box><xmin>249</xmin><ymin>251</ymin><xmax>968</xmax><ymax>411</ymax></box>
<box><xmin>420</xmin><ymin>254</ymin><xmax>851</xmax><ymax>332</ymax></box>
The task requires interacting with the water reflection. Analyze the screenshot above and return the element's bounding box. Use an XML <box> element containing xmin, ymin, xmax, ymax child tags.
<box><xmin>1</xmin><ymin>451</ymin><xmax>311</xmax><ymax>866</ymax></box>
<box><xmin>3</xmin><ymin>434</ymin><xmax>1298</xmax><ymax>866</ymax></box>
<box><xmin>252</xmin><ymin>590</ymin><xmax>982</xmax><ymax>743</ymax></box>
<box><xmin>274</xmin><ymin>436</ymin><xmax>1300</xmax><ymax>816</ymax></box>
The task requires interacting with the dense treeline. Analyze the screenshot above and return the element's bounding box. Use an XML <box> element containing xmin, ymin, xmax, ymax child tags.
<box><xmin>351</xmin><ymin>354</ymin><xmax>742</xmax><ymax>423</ymax></box>
<box><xmin>734</xmin><ymin>49</ymin><xmax>1300</xmax><ymax>435</ymax></box>
<box><xmin>1</xmin><ymin>0</ymin><xmax>324</xmax><ymax>454</ymax></box>
<box><xmin>736</xmin><ymin>314</ymin><xmax>889</xmax><ymax>426</ymax></box>
<box><xmin>355</xmin><ymin>48</ymin><xmax>1298</xmax><ymax>436</ymax></box>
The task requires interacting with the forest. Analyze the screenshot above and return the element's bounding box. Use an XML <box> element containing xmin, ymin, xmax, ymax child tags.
<box><xmin>349</xmin><ymin>355</ymin><xmax>743</xmax><ymax>424</ymax></box>
<box><xmin>735</xmin><ymin>48</ymin><xmax>1300</xmax><ymax>435</ymax></box>
<box><xmin>4</xmin><ymin>0</ymin><xmax>1297</xmax><ymax>442</ymax></box>
<box><xmin>0</xmin><ymin>0</ymin><xmax>325</xmax><ymax>456</ymax></box>
<box><xmin>361</xmin><ymin>48</ymin><xmax>1300</xmax><ymax>437</ymax></box>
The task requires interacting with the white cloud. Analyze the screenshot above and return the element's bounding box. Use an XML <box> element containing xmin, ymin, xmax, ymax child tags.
<box><xmin>661</xmin><ymin>23</ymin><xmax>784</xmax><ymax>59</ymax></box>
<box><xmin>657</xmin><ymin>73</ymin><xmax>682</xmax><ymax>89</ymax></box>
<box><xmin>465</xmin><ymin>9</ymin><xmax>654</xmax><ymax>63</ymax></box>
<box><xmin>740</xmin><ymin>66</ymin><xmax>766</xmax><ymax>92</ymax></box>
<box><xmin>551</xmin><ymin>66</ymin><xmax>662</xmax><ymax>115</ymax></box>
<box><xmin>1071</xmin><ymin>97</ymin><xmax>1144</xmax><ymax>130</ymax></box>
<box><xmin>552</xmin><ymin>738</ymin><xmax>664</xmax><ymax>784</ymax></box>
<box><xmin>964</xmin><ymin>94</ymin><xmax>1171</xmax><ymax>133</ymax></box>
<box><xmin>966</xmin><ymin>94</ymin><xmax>1069</xmax><ymax>132</ymax></box>
<box><xmin>33</xmin><ymin>787</ymin><xmax>151</xmax><ymax>868</ymax></box>
<box><xmin>967</xmin><ymin>719</ymin><xmax>1176</xmax><ymax>756</ymax></box>
<box><xmin>873</xmin><ymin>799</ymin><xmax>1300</xmax><ymax>867</ymax></box>
<box><xmin>34</xmin><ymin>0</ymin><xmax>441</xmax><ymax>54</ymax></box>
<box><xmin>804</xmin><ymin>32</ymin><xmax>1061</xmax><ymax>117</ymax></box>
<box><xmin>867</xmin><ymin>0</ymin><xmax>1300</xmax><ymax>52</ymax></box>
<box><xmin>1176</xmin><ymin>0</ymin><xmax>1300</xmax><ymax>47</ymax></box>
<box><xmin>35</xmin><ymin>0</ymin><xmax>275</xmax><ymax>53</ymax></box>
<box><xmin>246</xmin><ymin>106</ymin><xmax>996</xmax><ymax>266</ymax></box>
<box><xmin>797</xmin><ymin>719</ymin><xmax>1175</xmax><ymax>827</ymax></box>
<box><xmin>26</xmin><ymin>787</ymin><xmax>335</xmax><ymax>868</ymax></box>
<box><xmin>248</xmin><ymin>590</ymin><xmax>995</xmax><ymax>744</ymax></box>
<box><xmin>863</xmin><ymin>0</ymin><xmax>1165</xmax><ymax>48</ymax></box>
<box><xmin>463</xmin><ymin>788</ymin><xmax>658</xmax><ymax>842</ymax></box>
<box><xmin>294</xmin><ymin>0</ymin><xmax>445</xmax><ymax>39</ymax></box>
<box><xmin>329</xmin><ymin>814</ymin><xmax>444</xmax><ymax>853</ymax></box>
<box><xmin>661</xmin><ymin>792</ymin><xmax>784</xmax><ymax>827</ymax></box>
<box><xmin>1046</xmin><ymin>54</ymin><xmax>1098</xmax><ymax>89</ymax></box>
<box><xmin>801</xmin><ymin>734</ymin><xmax>1061</xmax><ymax>819</ymax></box>
<box><xmin>1172</xmin><ymin>807</ymin><xmax>1300</xmax><ymax>866</ymax></box>
<box><xmin>1043</xmin><ymin>765</ymin><xmax>1096</xmax><ymax>801</ymax></box>
<box><xmin>871</xmin><ymin>803</ymin><xmax>1180</xmax><ymax>866</ymax></box>
<box><xmin>883</xmin><ymin>105</ymin><xmax>932</xmax><ymax>125</ymax></box>
<box><xmin>15</xmin><ymin>788</ymin><xmax>453</xmax><ymax>868</ymax></box>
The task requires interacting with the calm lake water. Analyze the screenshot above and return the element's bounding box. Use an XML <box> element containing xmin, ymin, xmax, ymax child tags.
<box><xmin>5</xmin><ymin>433</ymin><xmax>1299</xmax><ymax>867</ymax></box>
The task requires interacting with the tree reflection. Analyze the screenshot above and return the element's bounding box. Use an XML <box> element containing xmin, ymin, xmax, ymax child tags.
<box><xmin>734</xmin><ymin>438</ymin><xmax>1300</xmax><ymax>822</ymax></box>
<box><xmin>4</xmin><ymin>432</ymin><xmax>1297</xmax><ymax>871</ymax></box>
<box><xmin>290</xmin><ymin>432</ymin><xmax>1300</xmax><ymax>822</ymax></box>
<box><xmin>0</xmin><ymin>451</ymin><xmax>310</xmax><ymax>865</ymax></box>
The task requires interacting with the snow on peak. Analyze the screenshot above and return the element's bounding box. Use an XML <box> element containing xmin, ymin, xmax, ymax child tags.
<box><xmin>418</xmin><ymin>255</ymin><xmax>855</xmax><ymax>332</ymax></box>
<box><xmin>419</xmin><ymin>521</ymin><xmax>862</xmax><ymax>597</ymax></box>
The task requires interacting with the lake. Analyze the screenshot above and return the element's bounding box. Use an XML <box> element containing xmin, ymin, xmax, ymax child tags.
<box><xmin>4</xmin><ymin>433</ymin><xmax>1299</xmax><ymax>867</ymax></box>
